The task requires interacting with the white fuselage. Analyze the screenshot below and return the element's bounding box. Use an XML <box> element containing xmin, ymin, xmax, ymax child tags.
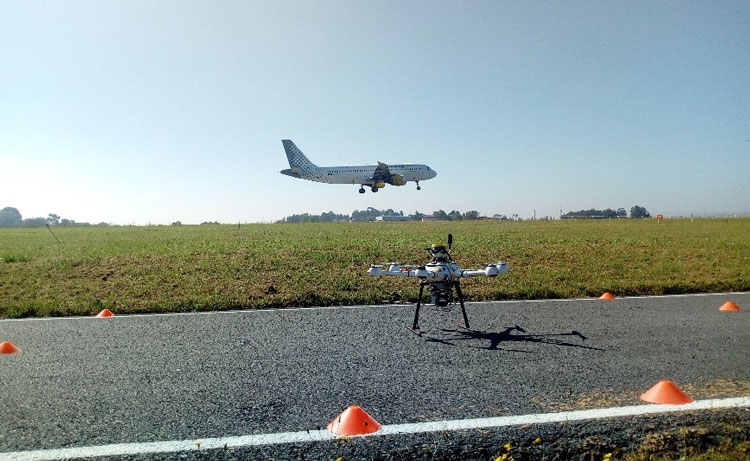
<box><xmin>282</xmin><ymin>163</ymin><xmax>437</xmax><ymax>186</ymax></box>
<box><xmin>316</xmin><ymin>164</ymin><xmax>435</xmax><ymax>185</ymax></box>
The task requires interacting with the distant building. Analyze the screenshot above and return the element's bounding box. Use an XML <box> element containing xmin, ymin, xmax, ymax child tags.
<box><xmin>421</xmin><ymin>215</ymin><xmax>438</xmax><ymax>221</ymax></box>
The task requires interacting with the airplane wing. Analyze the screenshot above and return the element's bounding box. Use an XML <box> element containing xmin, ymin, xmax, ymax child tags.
<box><xmin>370</xmin><ymin>161</ymin><xmax>391</xmax><ymax>182</ymax></box>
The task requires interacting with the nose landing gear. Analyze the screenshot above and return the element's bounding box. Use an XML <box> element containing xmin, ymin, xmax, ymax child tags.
<box><xmin>416</xmin><ymin>181</ymin><xmax>421</xmax><ymax>191</ymax></box>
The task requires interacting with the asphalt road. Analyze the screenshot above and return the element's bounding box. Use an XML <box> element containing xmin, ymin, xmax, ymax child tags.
<box><xmin>1</xmin><ymin>292</ymin><xmax>748</xmax><ymax>459</ymax></box>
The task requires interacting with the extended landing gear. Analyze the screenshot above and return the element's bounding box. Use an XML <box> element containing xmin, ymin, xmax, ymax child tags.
<box><xmin>359</xmin><ymin>187</ymin><xmax>366</xmax><ymax>194</ymax></box>
<box><xmin>416</xmin><ymin>181</ymin><xmax>421</xmax><ymax>191</ymax></box>
<box><xmin>371</xmin><ymin>186</ymin><xmax>379</xmax><ymax>193</ymax></box>
<box><xmin>409</xmin><ymin>280</ymin><xmax>469</xmax><ymax>332</ymax></box>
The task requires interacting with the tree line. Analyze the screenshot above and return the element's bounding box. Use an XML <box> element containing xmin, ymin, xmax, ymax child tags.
<box><xmin>0</xmin><ymin>207</ymin><xmax>105</xmax><ymax>228</ymax></box>
<box><xmin>560</xmin><ymin>206</ymin><xmax>651</xmax><ymax>219</ymax></box>
<box><xmin>1</xmin><ymin>204</ymin><xmax>654</xmax><ymax>227</ymax></box>
<box><xmin>279</xmin><ymin>207</ymin><xmax>482</xmax><ymax>223</ymax></box>
<box><xmin>281</xmin><ymin>205</ymin><xmax>653</xmax><ymax>223</ymax></box>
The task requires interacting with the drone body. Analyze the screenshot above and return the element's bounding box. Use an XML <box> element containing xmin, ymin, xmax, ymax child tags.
<box><xmin>368</xmin><ymin>234</ymin><xmax>509</xmax><ymax>330</ymax></box>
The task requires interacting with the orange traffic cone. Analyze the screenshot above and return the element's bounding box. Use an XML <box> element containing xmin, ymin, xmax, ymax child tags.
<box><xmin>96</xmin><ymin>309</ymin><xmax>115</xmax><ymax>318</ymax></box>
<box><xmin>599</xmin><ymin>292</ymin><xmax>615</xmax><ymax>300</ymax></box>
<box><xmin>640</xmin><ymin>380</ymin><xmax>693</xmax><ymax>405</ymax></box>
<box><xmin>327</xmin><ymin>405</ymin><xmax>381</xmax><ymax>436</ymax></box>
<box><xmin>0</xmin><ymin>341</ymin><xmax>20</xmax><ymax>354</ymax></box>
<box><xmin>719</xmin><ymin>301</ymin><xmax>740</xmax><ymax>312</ymax></box>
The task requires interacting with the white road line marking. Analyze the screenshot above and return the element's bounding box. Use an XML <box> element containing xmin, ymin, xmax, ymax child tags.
<box><xmin>1</xmin><ymin>292</ymin><xmax>747</xmax><ymax>323</ymax></box>
<box><xmin>2</xmin><ymin>397</ymin><xmax>748</xmax><ymax>460</ymax></box>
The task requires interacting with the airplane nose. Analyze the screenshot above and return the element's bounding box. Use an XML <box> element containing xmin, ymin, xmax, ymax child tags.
<box><xmin>430</xmin><ymin>169</ymin><xmax>437</xmax><ymax>179</ymax></box>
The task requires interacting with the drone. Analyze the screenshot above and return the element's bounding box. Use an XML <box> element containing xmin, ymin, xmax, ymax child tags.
<box><xmin>368</xmin><ymin>234</ymin><xmax>509</xmax><ymax>331</ymax></box>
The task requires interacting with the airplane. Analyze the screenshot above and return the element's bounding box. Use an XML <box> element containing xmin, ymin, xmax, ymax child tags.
<box><xmin>280</xmin><ymin>139</ymin><xmax>437</xmax><ymax>193</ymax></box>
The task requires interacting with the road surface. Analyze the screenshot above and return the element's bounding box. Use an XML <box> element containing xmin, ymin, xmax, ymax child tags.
<box><xmin>1</xmin><ymin>292</ymin><xmax>748</xmax><ymax>459</ymax></box>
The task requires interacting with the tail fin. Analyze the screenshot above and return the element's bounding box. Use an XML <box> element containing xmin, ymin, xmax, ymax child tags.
<box><xmin>282</xmin><ymin>140</ymin><xmax>318</xmax><ymax>170</ymax></box>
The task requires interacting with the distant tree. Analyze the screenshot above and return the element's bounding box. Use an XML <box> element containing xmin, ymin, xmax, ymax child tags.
<box><xmin>171</xmin><ymin>221</ymin><xmax>182</xmax><ymax>226</ymax></box>
<box><xmin>282</xmin><ymin>211</ymin><xmax>351</xmax><ymax>223</ymax></box>
<box><xmin>433</xmin><ymin>210</ymin><xmax>450</xmax><ymax>221</ymax></box>
<box><xmin>283</xmin><ymin>213</ymin><xmax>314</xmax><ymax>223</ymax></box>
<box><xmin>630</xmin><ymin>205</ymin><xmax>651</xmax><ymax>218</ymax></box>
<box><xmin>22</xmin><ymin>217</ymin><xmax>48</xmax><ymax>227</ymax></box>
<box><xmin>351</xmin><ymin>207</ymin><xmax>381</xmax><ymax>222</ymax></box>
<box><xmin>410</xmin><ymin>211</ymin><xmax>425</xmax><ymax>220</ymax></box>
<box><xmin>448</xmin><ymin>210</ymin><xmax>463</xmax><ymax>221</ymax></box>
<box><xmin>60</xmin><ymin>218</ymin><xmax>76</xmax><ymax>226</ymax></box>
<box><xmin>0</xmin><ymin>207</ymin><xmax>22</xmax><ymax>227</ymax></box>
<box><xmin>463</xmin><ymin>210</ymin><xmax>480</xmax><ymax>220</ymax></box>
<box><xmin>617</xmin><ymin>208</ymin><xmax>627</xmax><ymax>218</ymax></box>
<box><xmin>320</xmin><ymin>211</ymin><xmax>348</xmax><ymax>222</ymax></box>
<box><xmin>48</xmin><ymin>213</ymin><xmax>60</xmax><ymax>225</ymax></box>
<box><xmin>561</xmin><ymin>208</ymin><xmax>617</xmax><ymax>219</ymax></box>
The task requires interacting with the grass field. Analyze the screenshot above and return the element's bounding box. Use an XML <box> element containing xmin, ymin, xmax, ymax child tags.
<box><xmin>0</xmin><ymin>218</ymin><xmax>748</xmax><ymax>318</ymax></box>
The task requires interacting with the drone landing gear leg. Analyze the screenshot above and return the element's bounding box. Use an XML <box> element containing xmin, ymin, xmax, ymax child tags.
<box><xmin>454</xmin><ymin>281</ymin><xmax>470</xmax><ymax>330</ymax></box>
<box><xmin>409</xmin><ymin>282</ymin><xmax>426</xmax><ymax>333</ymax></box>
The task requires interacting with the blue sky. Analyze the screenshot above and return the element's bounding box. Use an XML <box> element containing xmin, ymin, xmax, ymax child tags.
<box><xmin>1</xmin><ymin>1</ymin><xmax>748</xmax><ymax>224</ymax></box>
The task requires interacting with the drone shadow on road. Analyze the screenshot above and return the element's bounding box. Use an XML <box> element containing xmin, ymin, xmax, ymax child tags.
<box><xmin>418</xmin><ymin>324</ymin><xmax>606</xmax><ymax>352</ymax></box>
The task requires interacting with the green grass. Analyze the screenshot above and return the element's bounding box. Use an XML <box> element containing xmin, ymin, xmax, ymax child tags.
<box><xmin>0</xmin><ymin>218</ymin><xmax>748</xmax><ymax>318</ymax></box>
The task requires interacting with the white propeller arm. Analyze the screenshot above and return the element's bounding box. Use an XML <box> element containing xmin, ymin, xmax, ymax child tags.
<box><xmin>456</xmin><ymin>269</ymin><xmax>488</xmax><ymax>278</ymax></box>
<box><xmin>368</xmin><ymin>264</ymin><xmax>435</xmax><ymax>279</ymax></box>
<box><xmin>457</xmin><ymin>262</ymin><xmax>509</xmax><ymax>278</ymax></box>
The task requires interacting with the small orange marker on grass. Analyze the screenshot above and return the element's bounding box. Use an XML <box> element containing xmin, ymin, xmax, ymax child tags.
<box><xmin>327</xmin><ymin>405</ymin><xmax>381</xmax><ymax>436</ymax></box>
<box><xmin>719</xmin><ymin>301</ymin><xmax>740</xmax><ymax>312</ymax></box>
<box><xmin>96</xmin><ymin>309</ymin><xmax>115</xmax><ymax>318</ymax></box>
<box><xmin>0</xmin><ymin>341</ymin><xmax>20</xmax><ymax>354</ymax></box>
<box><xmin>599</xmin><ymin>292</ymin><xmax>615</xmax><ymax>300</ymax></box>
<box><xmin>640</xmin><ymin>380</ymin><xmax>693</xmax><ymax>405</ymax></box>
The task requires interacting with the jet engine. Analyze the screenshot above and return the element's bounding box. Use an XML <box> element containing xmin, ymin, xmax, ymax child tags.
<box><xmin>375</xmin><ymin>181</ymin><xmax>386</xmax><ymax>188</ymax></box>
<box><xmin>389</xmin><ymin>174</ymin><xmax>405</xmax><ymax>186</ymax></box>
